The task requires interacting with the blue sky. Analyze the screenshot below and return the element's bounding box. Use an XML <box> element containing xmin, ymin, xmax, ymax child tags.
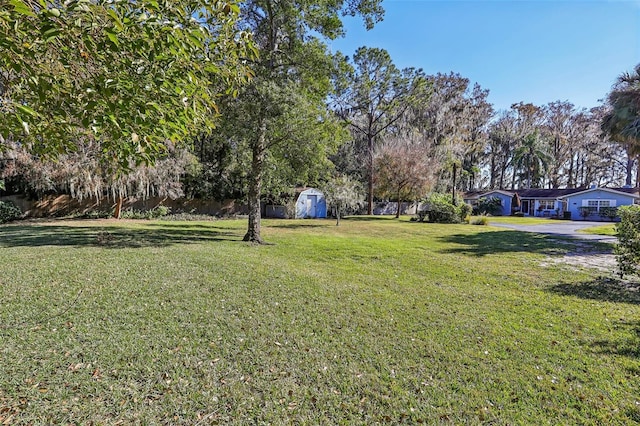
<box><xmin>330</xmin><ymin>0</ymin><xmax>640</xmax><ymax>112</ymax></box>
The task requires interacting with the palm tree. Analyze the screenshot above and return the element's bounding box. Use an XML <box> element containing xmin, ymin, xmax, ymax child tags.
<box><xmin>602</xmin><ymin>64</ymin><xmax>640</xmax><ymax>186</ymax></box>
<box><xmin>603</xmin><ymin>64</ymin><xmax>640</xmax><ymax>146</ymax></box>
<box><xmin>512</xmin><ymin>130</ymin><xmax>551</xmax><ymax>189</ymax></box>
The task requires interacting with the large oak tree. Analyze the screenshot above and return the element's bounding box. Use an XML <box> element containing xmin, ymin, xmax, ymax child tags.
<box><xmin>236</xmin><ymin>0</ymin><xmax>384</xmax><ymax>243</ymax></box>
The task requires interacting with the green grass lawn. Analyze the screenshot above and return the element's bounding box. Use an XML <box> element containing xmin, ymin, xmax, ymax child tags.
<box><xmin>1</xmin><ymin>217</ymin><xmax>639</xmax><ymax>424</ymax></box>
<box><xmin>485</xmin><ymin>216</ymin><xmax>556</xmax><ymax>225</ymax></box>
<box><xmin>579</xmin><ymin>224</ymin><xmax>618</xmax><ymax>236</ymax></box>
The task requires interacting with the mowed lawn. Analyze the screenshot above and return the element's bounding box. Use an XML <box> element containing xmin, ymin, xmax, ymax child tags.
<box><xmin>0</xmin><ymin>217</ymin><xmax>639</xmax><ymax>424</ymax></box>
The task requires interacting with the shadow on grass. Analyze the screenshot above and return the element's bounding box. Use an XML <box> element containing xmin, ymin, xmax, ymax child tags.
<box><xmin>142</xmin><ymin>222</ymin><xmax>237</xmax><ymax>231</ymax></box>
<box><xmin>267</xmin><ymin>222</ymin><xmax>331</xmax><ymax>229</ymax></box>
<box><xmin>625</xmin><ymin>408</ymin><xmax>640</xmax><ymax>423</ymax></box>
<box><xmin>589</xmin><ymin>320</ymin><xmax>640</xmax><ymax>359</ymax></box>
<box><xmin>437</xmin><ymin>230</ymin><xmax>566</xmax><ymax>256</ymax></box>
<box><xmin>547</xmin><ymin>277</ymin><xmax>640</xmax><ymax>305</ymax></box>
<box><xmin>0</xmin><ymin>223</ymin><xmax>241</xmax><ymax>249</ymax></box>
<box><xmin>341</xmin><ymin>215</ymin><xmax>400</xmax><ymax>222</ymax></box>
<box><xmin>549</xmin><ymin>277</ymin><xmax>640</xmax><ymax>363</ymax></box>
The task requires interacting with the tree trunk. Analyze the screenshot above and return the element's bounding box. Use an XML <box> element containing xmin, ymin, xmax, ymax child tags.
<box><xmin>510</xmin><ymin>164</ymin><xmax>516</xmax><ymax>190</ymax></box>
<box><xmin>395</xmin><ymin>189</ymin><xmax>401</xmax><ymax>219</ymax></box>
<box><xmin>335</xmin><ymin>206</ymin><xmax>340</xmax><ymax>226</ymax></box>
<box><xmin>499</xmin><ymin>163</ymin><xmax>506</xmax><ymax>190</ymax></box>
<box><xmin>625</xmin><ymin>152</ymin><xmax>634</xmax><ymax>187</ymax></box>
<box><xmin>113</xmin><ymin>196</ymin><xmax>123</xmax><ymax>219</ymax></box>
<box><xmin>451</xmin><ymin>163</ymin><xmax>457</xmax><ymax>206</ymax></box>
<box><xmin>367</xmin><ymin>135</ymin><xmax>374</xmax><ymax>215</ymax></box>
<box><xmin>489</xmin><ymin>155</ymin><xmax>496</xmax><ymax>189</ymax></box>
<box><xmin>243</xmin><ymin>121</ymin><xmax>267</xmax><ymax>244</ymax></box>
<box><xmin>567</xmin><ymin>150</ymin><xmax>575</xmax><ymax>188</ymax></box>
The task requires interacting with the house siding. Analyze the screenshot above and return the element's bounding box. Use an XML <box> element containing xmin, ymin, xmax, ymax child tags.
<box><xmin>480</xmin><ymin>191</ymin><xmax>512</xmax><ymax>216</ymax></box>
<box><xmin>564</xmin><ymin>189</ymin><xmax>636</xmax><ymax>221</ymax></box>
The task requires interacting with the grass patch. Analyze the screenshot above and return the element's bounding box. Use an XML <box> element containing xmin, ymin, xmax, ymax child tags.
<box><xmin>579</xmin><ymin>224</ymin><xmax>617</xmax><ymax>236</ymax></box>
<box><xmin>0</xmin><ymin>217</ymin><xmax>638</xmax><ymax>424</ymax></box>
<box><xmin>470</xmin><ymin>215</ymin><xmax>489</xmax><ymax>225</ymax></box>
<box><xmin>486</xmin><ymin>216</ymin><xmax>554</xmax><ymax>225</ymax></box>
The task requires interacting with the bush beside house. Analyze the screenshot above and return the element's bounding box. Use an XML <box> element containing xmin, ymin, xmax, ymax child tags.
<box><xmin>615</xmin><ymin>205</ymin><xmax>640</xmax><ymax>277</ymax></box>
<box><xmin>475</xmin><ymin>196</ymin><xmax>503</xmax><ymax>216</ymax></box>
<box><xmin>414</xmin><ymin>193</ymin><xmax>471</xmax><ymax>223</ymax></box>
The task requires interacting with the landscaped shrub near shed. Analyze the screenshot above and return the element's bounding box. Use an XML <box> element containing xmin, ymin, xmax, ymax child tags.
<box><xmin>416</xmin><ymin>193</ymin><xmax>471</xmax><ymax>223</ymax></box>
<box><xmin>0</xmin><ymin>200</ymin><xmax>22</xmax><ymax>223</ymax></box>
<box><xmin>615</xmin><ymin>205</ymin><xmax>640</xmax><ymax>277</ymax></box>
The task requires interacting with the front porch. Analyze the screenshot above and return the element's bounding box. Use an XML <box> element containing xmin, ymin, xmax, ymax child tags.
<box><xmin>517</xmin><ymin>198</ymin><xmax>568</xmax><ymax>218</ymax></box>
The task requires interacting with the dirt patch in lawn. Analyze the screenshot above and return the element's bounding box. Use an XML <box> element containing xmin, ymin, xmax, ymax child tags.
<box><xmin>540</xmin><ymin>239</ymin><xmax>617</xmax><ymax>273</ymax></box>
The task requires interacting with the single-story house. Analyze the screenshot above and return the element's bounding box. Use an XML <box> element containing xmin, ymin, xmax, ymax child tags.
<box><xmin>464</xmin><ymin>187</ymin><xmax>639</xmax><ymax>221</ymax></box>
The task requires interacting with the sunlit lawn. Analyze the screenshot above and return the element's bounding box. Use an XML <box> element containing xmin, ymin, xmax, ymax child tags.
<box><xmin>579</xmin><ymin>223</ymin><xmax>618</xmax><ymax>236</ymax></box>
<box><xmin>0</xmin><ymin>217</ymin><xmax>639</xmax><ymax>424</ymax></box>
<box><xmin>484</xmin><ymin>216</ymin><xmax>558</xmax><ymax>225</ymax></box>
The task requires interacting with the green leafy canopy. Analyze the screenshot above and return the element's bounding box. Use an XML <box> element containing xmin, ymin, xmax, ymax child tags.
<box><xmin>0</xmin><ymin>0</ymin><xmax>254</xmax><ymax>167</ymax></box>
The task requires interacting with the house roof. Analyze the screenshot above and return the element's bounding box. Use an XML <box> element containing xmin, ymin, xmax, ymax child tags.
<box><xmin>463</xmin><ymin>190</ymin><xmax>514</xmax><ymax>200</ymax></box>
<box><xmin>517</xmin><ymin>188</ymin><xmax>582</xmax><ymax>199</ymax></box>
<box><xmin>557</xmin><ymin>187</ymin><xmax>640</xmax><ymax>200</ymax></box>
<box><xmin>463</xmin><ymin>187</ymin><xmax>640</xmax><ymax>200</ymax></box>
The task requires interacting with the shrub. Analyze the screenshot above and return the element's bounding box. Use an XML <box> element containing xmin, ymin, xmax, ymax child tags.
<box><xmin>470</xmin><ymin>215</ymin><xmax>489</xmax><ymax>225</ymax></box>
<box><xmin>578</xmin><ymin>206</ymin><xmax>593</xmax><ymax>220</ymax></box>
<box><xmin>121</xmin><ymin>206</ymin><xmax>171</xmax><ymax>220</ymax></box>
<box><xmin>418</xmin><ymin>193</ymin><xmax>470</xmax><ymax>224</ymax></box>
<box><xmin>458</xmin><ymin>202</ymin><xmax>472</xmax><ymax>222</ymax></box>
<box><xmin>412</xmin><ymin>210</ymin><xmax>429</xmax><ymax>222</ymax></box>
<box><xmin>161</xmin><ymin>212</ymin><xmax>218</xmax><ymax>221</ymax></box>
<box><xmin>152</xmin><ymin>205</ymin><xmax>171</xmax><ymax>218</ymax></box>
<box><xmin>599</xmin><ymin>206</ymin><xmax>618</xmax><ymax>221</ymax></box>
<box><xmin>476</xmin><ymin>196</ymin><xmax>503</xmax><ymax>215</ymax></box>
<box><xmin>0</xmin><ymin>200</ymin><xmax>22</xmax><ymax>223</ymax></box>
<box><xmin>615</xmin><ymin>205</ymin><xmax>640</xmax><ymax>277</ymax></box>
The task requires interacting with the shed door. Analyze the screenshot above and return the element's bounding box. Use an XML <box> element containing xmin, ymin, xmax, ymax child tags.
<box><xmin>306</xmin><ymin>195</ymin><xmax>317</xmax><ymax>217</ymax></box>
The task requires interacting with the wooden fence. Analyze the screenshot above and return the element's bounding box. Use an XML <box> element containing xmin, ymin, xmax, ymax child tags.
<box><xmin>0</xmin><ymin>195</ymin><xmax>246</xmax><ymax>218</ymax></box>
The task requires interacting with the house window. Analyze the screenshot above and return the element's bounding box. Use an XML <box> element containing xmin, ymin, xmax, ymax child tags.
<box><xmin>582</xmin><ymin>199</ymin><xmax>616</xmax><ymax>213</ymax></box>
<box><xmin>538</xmin><ymin>200</ymin><xmax>555</xmax><ymax>210</ymax></box>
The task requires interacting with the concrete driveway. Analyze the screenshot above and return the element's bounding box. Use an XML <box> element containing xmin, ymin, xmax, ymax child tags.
<box><xmin>489</xmin><ymin>220</ymin><xmax>617</xmax><ymax>242</ymax></box>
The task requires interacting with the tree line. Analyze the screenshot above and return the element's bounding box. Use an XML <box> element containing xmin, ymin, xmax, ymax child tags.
<box><xmin>1</xmin><ymin>0</ymin><xmax>639</xmax><ymax>242</ymax></box>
